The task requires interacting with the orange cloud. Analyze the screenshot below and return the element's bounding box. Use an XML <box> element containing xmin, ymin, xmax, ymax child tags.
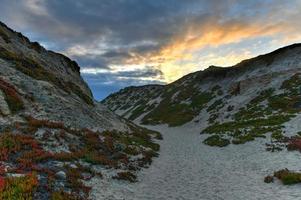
<box><xmin>121</xmin><ymin>17</ymin><xmax>301</xmax><ymax>82</ymax></box>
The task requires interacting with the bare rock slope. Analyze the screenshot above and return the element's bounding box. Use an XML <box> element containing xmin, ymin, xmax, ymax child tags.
<box><xmin>0</xmin><ymin>22</ymin><xmax>160</xmax><ymax>199</ymax></box>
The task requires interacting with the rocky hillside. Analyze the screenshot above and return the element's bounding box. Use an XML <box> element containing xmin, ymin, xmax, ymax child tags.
<box><xmin>0</xmin><ymin>22</ymin><xmax>161</xmax><ymax>199</ymax></box>
<box><xmin>103</xmin><ymin>43</ymin><xmax>301</xmax><ymax>147</ymax></box>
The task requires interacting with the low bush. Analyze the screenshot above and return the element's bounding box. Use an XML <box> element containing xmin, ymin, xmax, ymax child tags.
<box><xmin>0</xmin><ymin>173</ymin><xmax>38</xmax><ymax>200</ymax></box>
<box><xmin>273</xmin><ymin>169</ymin><xmax>301</xmax><ymax>185</ymax></box>
<box><xmin>51</xmin><ymin>190</ymin><xmax>77</xmax><ymax>200</ymax></box>
<box><xmin>113</xmin><ymin>171</ymin><xmax>137</xmax><ymax>182</ymax></box>
<box><xmin>264</xmin><ymin>175</ymin><xmax>274</xmax><ymax>183</ymax></box>
<box><xmin>287</xmin><ymin>137</ymin><xmax>301</xmax><ymax>151</ymax></box>
<box><xmin>0</xmin><ymin>78</ymin><xmax>24</xmax><ymax>114</ymax></box>
<box><xmin>203</xmin><ymin>135</ymin><xmax>230</xmax><ymax>147</ymax></box>
<box><xmin>0</xmin><ymin>133</ymin><xmax>21</xmax><ymax>161</ymax></box>
<box><xmin>232</xmin><ymin>134</ymin><xmax>255</xmax><ymax>145</ymax></box>
<box><xmin>271</xmin><ymin>130</ymin><xmax>284</xmax><ymax>141</ymax></box>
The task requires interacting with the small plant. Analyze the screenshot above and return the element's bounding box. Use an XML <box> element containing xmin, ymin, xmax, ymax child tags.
<box><xmin>203</xmin><ymin>135</ymin><xmax>230</xmax><ymax>147</ymax></box>
<box><xmin>264</xmin><ymin>175</ymin><xmax>274</xmax><ymax>183</ymax></box>
<box><xmin>287</xmin><ymin>137</ymin><xmax>301</xmax><ymax>151</ymax></box>
<box><xmin>0</xmin><ymin>173</ymin><xmax>38</xmax><ymax>200</ymax></box>
<box><xmin>113</xmin><ymin>171</ymin><xmax>137</xmax><ymax>182</ymax></box>
<box><xmin>273</xmin><ymin>169</ymin><xmax>301</xmax><ymax>185</ymax></box>
<box><xmin>0</xmin><ymin>78</ymin><xmax>24</xmax><ymax>114</ymax></box>
<box><xmin>271</xmin><ymin>130</ymin><xmax>284</xmax><ymax>141</ymax></box>
<box><xmin>0</xmin><ymin>133</ymin><xmax>21</xmax><ymax>161</ymax></box>
<box><xmin>51</xmin><ymin>190</ymin><xmax>78</xmax><ymax>200</ymax></box>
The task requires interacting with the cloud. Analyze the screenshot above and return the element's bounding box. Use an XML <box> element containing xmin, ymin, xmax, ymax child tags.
<box><xmin>0</xmin><ymin>0</ymin><xmax>301</xmax><ymax>99</ymax></box>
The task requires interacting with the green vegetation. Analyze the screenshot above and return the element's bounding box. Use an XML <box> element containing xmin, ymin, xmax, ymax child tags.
<box><xmin>0</xmin><ymin>173</ymin><xmax>38</xmax><ymax>200</ymax></box>
<box><xmin>0</xmin><ymin>28</ymin><xmax>10</xmax><ymax>43</ymax></box>
<box><xmin>0</xmin><ymin>78</ymin><xmax>24</xmax><ymax>114</ymax></box>
<box><xmin>207</xmin><ymin>99</ymin><xmax>224</xmax><ymax>113</ymax></box>
<box><xmin>142</xmin><ymin>101</ymin><xmax>196</xmax><ymax>126</ymax></box>
<box><xmin>0</xmin><ymin>116</ymin><xmax>161</xmax><ymax>198</ymax></box>
<box><xmin>51</xmin><ymin>191</ymin><xmax>78</xmax><ymax>200</ymax></box>
<box><xmin>142</xmin><ymin>86</ymin><xmax>216</xmax><ymax>126</ymax></box>
<box><xmin>271</xmin><ymin>130</ymin><xmax>284</xmax><ymax>141</ymax></box>
<box><xmin>203</xmin><ymin>135</ymin><xmax>230</xmax><ymax>147</ymax></box>
<box><xmin>208</xmin><ymin>113</ymin><xmax>218</xmax><ymax>124</ymax></box>
<box><xmin>191</xmin><ymin>92</ymin><xmax>214</xmax><ymax>108</ymax></box>
<box><xmin>273</xmin><ymin>169</ymin><xmax>301</xmax><ymax>185</ymax></box>
<box><xmin>203</xmin><ymin>73</ymin><xmax>301</xmax><ymax>147</ymax></box>
<box><xmin>129</xmin><ymin>105</ymin><xmax>146</xmax><ymax>121</ymax></box>
<box><xmin>113</xmin><ymin>171</ymin><xmax>137</xmax><ymax>182</ymax></box>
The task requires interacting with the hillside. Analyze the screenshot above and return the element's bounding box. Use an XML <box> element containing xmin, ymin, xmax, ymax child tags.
<box><xmin>103</xmin><ymin>43</ymin><xmax>301</xmax><ymax>147</ymax></box>
<box><xmin>0</xmin><ymin>22</ymin><xmax>161</xmax><ymax>199</ymax></box>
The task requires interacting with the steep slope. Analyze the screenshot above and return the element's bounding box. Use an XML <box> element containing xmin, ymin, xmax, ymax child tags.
<box><xmin>103</xmin><ymin>43</ymin><xmax>301</xmax><ymax>147</ymax></box>
<box><xmin>0</xmin><ymin>22</ymin><xmax>160</xmax><ymax>199</ymax></box>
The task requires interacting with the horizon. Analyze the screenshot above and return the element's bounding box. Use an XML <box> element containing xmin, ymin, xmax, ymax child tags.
<box><xmin>1</xmin><ymin>0</ymin><xmax>301</xmax><ymax>100</ymax></box>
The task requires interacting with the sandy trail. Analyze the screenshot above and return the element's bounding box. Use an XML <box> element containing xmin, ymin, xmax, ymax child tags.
<box><xmin>90</xmin><ymin>125</ymin><xmax>301</xmax><ymax>200</ymax></box>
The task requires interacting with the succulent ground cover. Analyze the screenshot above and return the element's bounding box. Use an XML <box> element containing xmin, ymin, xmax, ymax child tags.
<box><xmin>0</xmin><ymin>117</ymin><xmax>161</xmax><ymax>199</ymax></box>
<box><xmin>141</xmin><ymin>85</ymin><xmax>222</xmax><ymax>126</ymax></box>
<box><xmin>265</xmin><ymin>168</ymin><xmax>301</xmax><ymax>185</ymax></box>
<box><xmin>201</xmin><ymin>73</ymin><xmax>301</xmax><ymax>147</ymax></box>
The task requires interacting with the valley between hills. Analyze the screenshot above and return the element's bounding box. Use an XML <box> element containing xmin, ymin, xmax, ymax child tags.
<box><xmin>1</xmin><ymin>20</ymin><xmax>301</xmax><ymax>200</ymax></box>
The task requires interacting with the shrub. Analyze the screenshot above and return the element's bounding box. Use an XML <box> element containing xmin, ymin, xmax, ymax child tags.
<box><xmin>203</xmin><ymin>135</ymin><xmax>230</xmax><ymax>147</ymax></box>
<box><xmin>0</xmin><ymin>78</ymin><xmax>24</xmax><ymax>114</ymax></box>
<box><xmin>287</xmin><ymin>137</ymin><xmax>301</xmax><ymax>151</ymax></box>
<box><xmin>264</xmin><ymin>175</ymin><xmax>274</xmax><ymax>183</ymax></box>
<box><xmin>271</xmin><ymin>130</ymin><xmax>284</xmax><ymax>141</ymax></box>
<box><xmin>66</xmin><ymin>167</ymin><xmax>91</xmax><ymax>194</ymax></box>
<box><xmin>141</xmin><ymin>88</ymin><xmax>214</xmax><ymax>126</ymax></box>
<box><xmin>51</xmin><ymin>191</ymin><xmax>77</xmax><ymax>200</ymax></box>
<box><xmin>0</xmin><ymin>173</ymin><xmax>38</xmax><ymax>200</ymax></box>
<box><xmin>113</xmin><ymin>171</ymin><xmax>137</xmax><ymax>182</ymax></box>
<box><xmin>0</xmin><ymin>133</ymin><xmax>21</xmax><ymax>161</ymax></box>
<box><xmin>207</xmin><ymin>99</ymin><xmax>224</xmax><ymax>113</ymax></box>
<box><xmin>273</xmin><ymin>169</ymin><xmax>301</xmax><ymax>185</ymax></box>
<box><xmin>232</xmin><ymin>133</ymin><xmax>255</xmax><ymax>144</ymax></box>
<box><xmin>129</xmin><ymin>105</ymin><xmax>146</xmax><ymax>121</ymax></box>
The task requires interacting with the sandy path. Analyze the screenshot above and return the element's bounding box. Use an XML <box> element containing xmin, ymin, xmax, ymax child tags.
<box><xmin>90</xmin><ymin>125</ymin><xmax>301</xmax><ymax>200</ymax></box>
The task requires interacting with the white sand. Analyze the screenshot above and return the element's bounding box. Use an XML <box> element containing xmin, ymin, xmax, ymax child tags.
<box><xmin>90</xmin><ymin>124</ymin><xmax>301</xmax><ymax>200</ymax></box>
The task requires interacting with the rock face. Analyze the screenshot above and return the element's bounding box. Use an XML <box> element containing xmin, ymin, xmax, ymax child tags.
<box><xmin>103</xmin><ymin>43</ymin><xmax>301</xmax><ymax>146</ymax></box>
<box><xmin>0</xmin><ymin>22</ymin><xmax>161</xmax><ymax>199</ymax></box>
<box><xmin>0</xmin><ymin>21</ymin><xmax>128</xmax><ymax>131</ymax></box>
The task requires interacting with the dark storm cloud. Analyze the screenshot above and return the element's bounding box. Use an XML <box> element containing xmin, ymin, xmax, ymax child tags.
<box><xmin>0</xmin><ymin>0</ymin><xmax>296</xmax><ymax>62</ymax></box>
<box><xmin>0</xmin><ymin>0</ymin><xmax>261</xmax><ymax>54</ymax></box>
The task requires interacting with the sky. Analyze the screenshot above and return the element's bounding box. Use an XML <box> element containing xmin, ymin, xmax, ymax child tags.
<box><xmin>1</xmin><ymin>0</ymin><xmax>301</xmax><ymax>100</ymax></box>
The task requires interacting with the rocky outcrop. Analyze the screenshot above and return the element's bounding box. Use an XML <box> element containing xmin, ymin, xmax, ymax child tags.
<box><xmin>0</xmin><ymin>21</ymin><xmax>161</xmax><ymax>199</ymax></box>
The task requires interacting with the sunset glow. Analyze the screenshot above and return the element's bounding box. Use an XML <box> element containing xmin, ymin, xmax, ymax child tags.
<box><xmin>1</xmin><ymin>0</ymin><xmax>301</xmax><ymax>99</ymax></box>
